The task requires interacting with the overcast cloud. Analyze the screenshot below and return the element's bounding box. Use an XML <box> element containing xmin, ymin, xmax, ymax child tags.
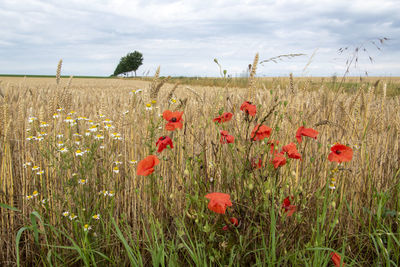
<box><xmin>0</xmin><ymin>0</ymin><xmax>399</xmax><ymax>77</ymax></box>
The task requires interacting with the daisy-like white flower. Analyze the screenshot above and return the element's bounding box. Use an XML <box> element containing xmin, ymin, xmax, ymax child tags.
<box><xmin>36</xmin><ymin>136</ymin><xmax>44</xmax><ymax>141</ymax></box>
<box><xmin>103</xmin><ymin>119</ymin><xmax>113</xmax><ymax>124</ymax></box>
<box><xmin>169</xmin><ymin>98</ymin><xmax>177</xmax><ymax>104</ymax></box>
<box><xmin>108</xmin><ymin>191</ymin><xmax>115</xmax><ymax>197</ymax></box>
<box><xmin>39</xmin><ymin>131</ymin><xmax>47</xmax><ymax>136</ymax></box>
<box><xmin>77</xmin><ymin>116</ymin><xmax>86</xmax><ymax>121</ymax></box>
<box><xmin>78</xmin><ymin>179</ymin><xmax>87</xmax><ymax>185</ymax></box>
<box><xmin>59</xmin><ymin>147</ymin><xmax>68</xmax><ymax>153</ymax></box>
<box><xmin>56</xmin><ymin>134</ymin><xmax>64</xmax><ymax>138</ymax></box>
<box><xmin>84</xmin><ymin>149</ymin><xmax>90</xmax><ymax>153</ymax></box>
<box><xmin>26</xmin><ymin>136</ymin><xmax>35</xmax><ymax>141</ymax></box>
<box><xmin>123</xmin><ymin>110</ymin><xmax>129</xmax><ymax>115</ymax></box>
<box><xmin>88</xmin><ymin>125</ymin><xmax>98</xmax><ymax>132</ymax></box>
<box><xmin>113</xmin><ymin>167</ymin><xmax>119</xmax><ymax>174</ymax></box>
<box><xmin>87</xmin><ymin>120</ymin><xmax>95</xmax><ymax>125</ymax></box>
<box><xmin>99</xmin><ymin>114</ymin><xmax>106</xmax><ymax>118</ymax></box>
<box><xmin>57</xmin><ymin>141</ymin><xmax>64</xmax><ymax>147</ymax></box>
<box><xmin>135</xmin><ymin>89</ymin><xmax>143</xmax><ymax>94</ymax></box>
<box><xmin>83</xmin><ymin>224</ymin><xmax>92</xmax><ymax>232</ymax></box>
<box><xmin>40</xmin><ymin>121</ymin><xmax>49</xmax><ymax>128</ymax></box>
<box><xmin>114</xmin><ymin>161</ymin><xmax>122</xmax><ymax>165</ymax></box>
<box><xmin>26</xmin><ymin>195</ymin><xmax>33</xmax><ymax>200</ymax></box>
<box><xmin>32</xmin><ymin>166</ymin><xmax>40</xmax><ymax>171</ymax></box>
<box><xmin>36</xmin><ymin>170</ymin><xmax>44</xmax><ymax>175</ymax></box>
<box><xmin>329</xmin><ymin>177</ymin><xmax>336</xmax><ymax>190</ymax></box>
<box><xmin>64</xmin><ymin>117</ymin><xmax>74</xmax><ymax>123</ymax></box>
<box><xmin>41</xmin><ymin>199</ymin><xmax>47</xmax><ymax>204</ymax></box>
<box><xmin>32</xmin><ymin>190</ymin><xmax>39</xmax><ymax>197</ymax></box>
<box><xmin>73</xmin><ymin>133</ymin><xmax>82</xmax><ymax>137</ymax></box>
<box><xmin>145</xmin><ymin>103</ymin><xmax>152</xmax><ymax>111</ymax></box>
<box><xmin>92</xmin><ymin>214</ymin><xmax>100</xmax><ymax>220</ymax></box>
<box><xmin>53</xmin><ymin>113</ymin><xmax>60</xmax><ymax>119</ymax></box>
<box><xmin>104</xmin><ymin>124</ymin><xmax>114</xmax><ymax>130</ymax></box>
<box><xmin>85</xmin><ymin>130</ymin><xmax>91</xmax><ymax>136</ymax></box>
<box><xmin>23</xmin><ymin>162</ymin><xmax>32</xmax><ymax>168</ymax></box>
<box><xmin>69</xmin><ymin>214</ymin><xmax>77</xmax><ymax>220</ymax></box>
<box><xmin>28</xmin><ymin>117</ymin><xmax>37</xmax><ymax>123</ymax></box>
<box><xmin>94</xmin><ymin>134</ymin><xmax>104</xmax><ymax>140</ymax></box>
<box><xmin>68</xmin><ymin>111</ymin><xmax>76</xmax><ymax>115</ymax></box>
<box><xmin>129</xmin><ymin>160</ymin><xmax>137</xmax><ymax>164</ymax></box>
<box><xmin>62</xmin><ymin>211</ymin><xmax>70</xmax><ymax>217</ymax></box>
<box><xmin>99</xmin><ymin>190</ymin><xmax>109</xmax><ymax>196</ymax></box>
<box><xmin>56</xmin><ymin>107</ymin><xmax>64</xmax><ymax>112</ymax></box>
<box><xmin>75</xmin><ymin>150</ymin><xmax>84</xmax><ymax>156</ymax></box>
<box><xmin>111</xmin><ymin>132</ymin><xmax>122</xmax><ymax>140</ymax></box>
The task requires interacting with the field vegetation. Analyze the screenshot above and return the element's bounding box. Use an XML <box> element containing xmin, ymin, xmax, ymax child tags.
<box><xmin>0</xmin><ymin>59</ymin><xmax>399</xmax><ymax>266</ymax></box>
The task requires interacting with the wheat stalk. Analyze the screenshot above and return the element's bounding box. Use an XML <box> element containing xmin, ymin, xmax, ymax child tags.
<box><xmin>56</xmin><ymin>59</ymin><xmax>63</xmax><ymax>85</ymax></box>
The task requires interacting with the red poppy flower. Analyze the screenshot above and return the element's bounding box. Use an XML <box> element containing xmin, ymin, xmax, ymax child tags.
<box><xmin>328</xmin><ymin>144</ymin><xmax>353</xmax><ymax>163</ymax></box>
<box><xmin>282</xmin><ymin>142</ymin><xmax>302</xmax><ymax>159</ymax></box>
<box><xmin>251</xmin><ymin>124</ymin><xmax>272</xmax><ymax>141</ymax></box>
<box><xmin>330</xmin><ymin>252</ymin><xmax>345</xmax><ymax>267</ymax></box>
<box><xmin>163</xmin><ymin>110</ymin><xmax>183</xmax><ymax>131</ymax></box>
<box><xmin>282</xmin><ymin>196</ymin><xmax>297</xmax><ymax>217</ymax></box>
<box><xmin>296</xmin><ymin>126</ymin><xmax>318</xmax><ymax>143</ymax></box>
<box><xmin>213</xmin><ymin>112</ymin><xmax>233</xmax><ymax>123</ymax></box>
<box><xmin>220</xmin><ymin>130</ymin><xmax>235</xmax><ymax>144</ymax></box>
<box><xmin>137</xmin><ymin>155</ymin><xmax>160</xmax><ymax>176</ymax></box>
<box><xmin>267</xmin><ymin>140</ymin><xmax>279</xmax><ymax>154</ymax></box>
<box><xmin>271</xmin><ymin>152</ymin><xmax>286</xmax><ymax>168</ymax></box>
<box><xmin>251</xmin><ymin>157</ymin><xmax>263</xmax><ymax>169</ymax></box>
<box><xmin>205</xmin><ymin>192</ymin><xmax>232</xmax><ymax>214</ymax></box>
<box><xmin>156</xmin><ymin>136</ymin><xmax>173</xmax><ymax>153</ymax></box>
<box><xmin>222</xmin><ymin>217</ymin><xmax>239</xmax><ymax>231</ymax></box>
<box><xmin>240</xmin><ymin>101</ymin><xmax>257</xmax><ymax>116</ymax></box>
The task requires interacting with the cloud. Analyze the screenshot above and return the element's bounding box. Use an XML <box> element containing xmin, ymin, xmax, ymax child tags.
<box><xmin>0</xmin><ymin>0</ymin><xmax>398</xmax><ymax>76</ymax></box>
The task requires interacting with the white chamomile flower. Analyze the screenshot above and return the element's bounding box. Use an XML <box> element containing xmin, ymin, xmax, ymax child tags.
<box><xmin>32</xmin><ymin>166</ymin><xmax>40</xmax><ymax>171</ymax></box>
<box><xmin>94</xmin><ymin>134</ymin><xmax>104</xmax><ymax>140</ymax></box>
<box><xmin>36</xmin><ymin>170</ymin><xmax>44</xmax><ymax>175</ymax></box>
<box><xmin>62</xmin><ymin>211</ymin><xmax>70</xmax><ymax>217</ymax></box>
<box><xmin>99</xmin><ymin>190</ymin><xmax>109</xmax><ymax>196</ymax></box>
<box><xmin>59</xmin><ymin>147</ymin><xmax>68</xmax><ymax>153</ymax></box>
<box><xmin>108</xmin><ymin>191</ymin><xmax>115</xmax><ymax>197</ymax></box>
<box><xmin>41</xmin><ymin>199</ymin><xmax>47</xmax><ymax>204</ymax></box>
<box><xmin>64</xmin><ymin>117</ymin><xmax>74</xmax><ymax>123</ymax></box>
<box><xmin>129</xmin><ymin>160</ymin><xmax>137</xmax><ymax>164</ymax></box>
<box><xmin>114</xmin><ymin>161</ymin><xmax>122</xmax><ymax>165</ymax></box>
<box><xmin>23</xmin><ymin>162</ymin><xmax>32</xmax><ymax>168</ymax></box>
<box><xmin>99</xmin><ymin>114</ymin><xmax>106</xmax><ymax>118</ymax></box>
<box><xmin>40</xmin><ymin>122</ymin><xmax>49</xmax><ymax>128</ymax></box>
<box><xmin>92</xmin><ymin>214</ymin><xmax>100</xmax><ymax>220</ymax></box>
<box><xmin>77</xmin><ymin>116</ymin><xmax>86</xmax><ymax>121</ymax></box>
<box><xmin>26</xmin><ymin>136</ymin><xmax>35</xmax><ymax>141</ymax></box>
<box><xmin>145</xmin><ymin>103</ymin><xmax>152</xmax><ymax>111</ymax></box>
<box><xmin>36</xmin><ymin>136</ymin><xmax>44</xmax><ymax>141</ymax></box>
<box><xmin>28</xmin><ymin>117</ymin><xmax>37</xmax><ymax>123</ymax></box>
<box><xmin>113</xmin><ymin>167</ymin><xmax>119</xmax><ymax>174</ymax></box>
<box><xmin>78</xmin><ymin>179</ymin><xmax>87</xmax><ymax>185</ymax></box>
<box><xmin>32</xmin><ymin>190</ymin><xmax>39</xmax><ymax>197</ymax></box>
<box><xmin>38</xmin><ymin>131</ymin><xmax>47</xmax><ymax>136</ymax></box>
<box><xmin>57</xmin><ymin>141</ymin><xmax>64</xmax><ymax>147</ymax></box>
<box><xmin>56</xmin><ymin>134</ymin><xmax>64</xmax><ymax>138</ymax></box>
<box><xmin>135</xmin><ymin>89</ymin><xmax>143</xmax><ymax>94</ymax></box>
<box><xmin>75</xmin><ymin>150</ymin><xmax>84</xmax><ymax>156</ymax></box>
<box><xmin>88</xmin><ymin>125</ymin><xmax>98</xmax><ymax>132</ymax></box>
<box><xmin>329</xmin><ymin>183</ymin><xmax>336</xmax><ymax>190</ymax></box>
<box><xmin>68</xmin><ymin>111</ymin><xmax>76</xmax><ymax>115</ymax></box>
<box><xmin>85</xmin><ymin>131</ymin><xmax>91</xmax><ymax>136</ymax></box>
<box><xmin>69</xmin><ymin>214</ymin><xmax>77</xmax><ymax>220</ymax></box>
<box><xmin>169</xmin><ymin>98</ymin><xmax>177</xmax><ymax>104</ymax></box>
<box><xmin>56</xmin><ymin>107</ymin><xmax>64</xmax><ymax>112</ymax></box>
<box><xmin>26</xmin><ymin>195</ymin><xmax>33</xmax><ymax>200</ymax></box>
<box><xmin>83</xmin><ymin>224</ymin><xmax>92</xmax><ymax>232</ymax></box>
<box><xmin>123</xmin><ymin>110</ymin><xmax>129</xmax><ymax>115</ymax></box>
<box><xmin>73</xmin><ymin>133</ymin><xmax>82</xmax><ymax>137</ymax></box>
<box><xmin>53</xmin><ymin>113</ymin><xmax>60</xmax><ymax>119</ymax></box>
<box><xmin>104</xmin><ymin>124</ymin><xmax>114</xmax><ymax>130</ymax></box>
<box><xmin>103</xmin><ymin>119</ymin><xmax>113</xmax><ymax>124</ymax></box>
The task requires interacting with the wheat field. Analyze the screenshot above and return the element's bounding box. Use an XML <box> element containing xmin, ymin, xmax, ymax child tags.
<box><xmin>0</xmin><ymin>71</ymin><xmax>399</xmax><ymax>266</ymax></box>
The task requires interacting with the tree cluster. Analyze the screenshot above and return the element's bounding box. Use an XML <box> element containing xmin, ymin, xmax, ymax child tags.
<box><xmin>113</xmin><ymin>51</ymin><xmax>143</xmax><ymax>77</ymax></box>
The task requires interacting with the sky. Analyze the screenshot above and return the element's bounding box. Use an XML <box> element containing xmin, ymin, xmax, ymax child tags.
<box><xmin>0</xmin><ymin>0</ymin><xmax>399</xmax><ymax>77</ymax></box>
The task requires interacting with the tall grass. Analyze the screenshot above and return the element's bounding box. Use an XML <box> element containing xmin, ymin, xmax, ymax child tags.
<box><xmin>0</xmin><ymin>70</ymin><xmax>399</xmax><ymax>266</ymax></box>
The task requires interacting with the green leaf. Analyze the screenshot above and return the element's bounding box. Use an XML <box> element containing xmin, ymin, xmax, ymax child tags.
<box><xmin>0</xmin><ymin>202</ymin><xmax>20</xmax><ymax>212</ymax></box>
